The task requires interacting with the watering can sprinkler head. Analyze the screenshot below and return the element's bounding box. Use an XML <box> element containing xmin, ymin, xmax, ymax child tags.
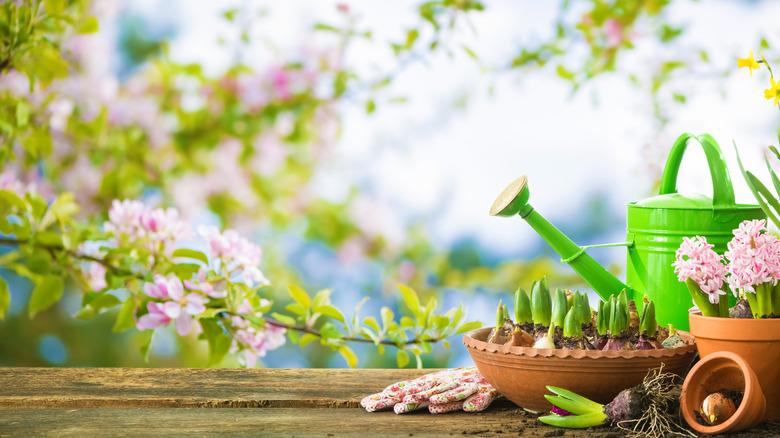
<box><xmin>490</xmin><ymin>175</ymin><xmax>530</xmax><ymax>217</ymax></box>
<box><xmin>489</xmin><ymin>174</ymin><xmax>630</xmax><ymax>303</ymax></box>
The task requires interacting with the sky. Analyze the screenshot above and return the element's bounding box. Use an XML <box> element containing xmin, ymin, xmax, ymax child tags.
<box><xmin>121</xmin><ymin>0</ymin><xmax>780</xmax><ymax>253</ymax></box>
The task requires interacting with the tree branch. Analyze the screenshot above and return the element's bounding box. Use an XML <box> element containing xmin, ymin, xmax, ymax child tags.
<box><xmin>263</xmin><ymin>317</ymin><xmax>440</xmax><ymax>347</ymax></box>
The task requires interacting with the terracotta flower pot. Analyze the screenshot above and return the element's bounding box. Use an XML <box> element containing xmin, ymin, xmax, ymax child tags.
<box><xmin>681</xmin><ymin>351</ymin><xmax>766</xmax><ymax>434</ymax></box>
<box><xmin>462</xmin><ymin>327</ymin><xmax>697</xmax><ymax>412</ymax></box>
<box><xmin>689</xmin><ymin>312</ymin><xmax>780</xmax><ymax>420</ymax></box>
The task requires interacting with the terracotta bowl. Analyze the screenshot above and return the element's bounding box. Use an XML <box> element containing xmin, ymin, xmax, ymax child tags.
<box><xmin>463</xmin><ymin>327</ymin><xmax>698</xmax><ymax>412</ymax></box>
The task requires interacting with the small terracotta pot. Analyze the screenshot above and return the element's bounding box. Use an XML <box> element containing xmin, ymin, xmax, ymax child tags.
<box><xmin>681</xmin><ymin>351</ymin><xmax>766</xmax><ymax>434</ymax></box>
<box><xmin>689</xmin><ymin>312</ymin><xmax>780</xmax><ymax>420</ymax></box>
<box><xmin>462</xmin><ymin>327</ymin><xmax>697</xmax><ymax>412</ymax></box>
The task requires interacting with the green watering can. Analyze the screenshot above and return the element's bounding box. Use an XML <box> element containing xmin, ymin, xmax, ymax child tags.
<box><xmin>490</xmin><ymin>133</ymin><xmax>765</xmax><ymax>330</ymax></box>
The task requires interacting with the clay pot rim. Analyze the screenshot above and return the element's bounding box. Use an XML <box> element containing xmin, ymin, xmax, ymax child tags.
<box><xmin>463</xmin><ymin>327</ymin><xmax>697</xmax><ymax>359</ymax></box>
<box><xmin>690</xmin><ymin>311</ymin><xmax>780</xmax><ymax>324</ymax></box>
<box><xmin>681</xmin><ymin>351</ymin><xmax>765</xmax><ymax>434</ymax></box>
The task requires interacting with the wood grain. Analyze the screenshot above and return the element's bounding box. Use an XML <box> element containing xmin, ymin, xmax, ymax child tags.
<box><xmin>2</xmin><ymin>368</ymin><xmax>780</xmax><ymax>437</ymax></box>
<box><xmin>0</xmin><ymin>368</ymin><xmax>437</xmax><ymax>409</ymax></box>
<box><xmin>0</xmin><ymin>407</ymin><xmax>535</xmax><ymax>437</ymax></box>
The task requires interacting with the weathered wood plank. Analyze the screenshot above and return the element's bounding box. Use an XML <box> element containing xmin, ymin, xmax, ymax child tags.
<box><xmin>3</xmin><ymin>408</ymin><xmax>780</xmax><ymax>438</ymax></box>
<box><xmin>0</xmin><ymin>406</ymin><xmax>561</xmax><ymax>438</ymax></box>
<box><xmin>0</xmin><ymin>368</ymin><xmax>438</xmax><ymax>409</ymax></box>
<box><xmin>2</xmin><ymin>368</ymin><xmax>780</xmax><ymax>437</ymax></box>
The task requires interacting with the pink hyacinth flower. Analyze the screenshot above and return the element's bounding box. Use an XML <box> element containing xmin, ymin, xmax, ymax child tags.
<box><xmin>672</xmin><ymin>235</ymin><xmax>728</xmax><ymax>304</ymax></box>
<box><xmin>725</xmin><ymin>219</ymin><xmax>780</xmax><ymax>294</ymax></box>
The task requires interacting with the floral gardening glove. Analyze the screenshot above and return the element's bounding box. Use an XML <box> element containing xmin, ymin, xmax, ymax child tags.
<box><xmin>360</xmin><ymin>366</ymin><xmax>500</xmax><ymax>414</ymax></box>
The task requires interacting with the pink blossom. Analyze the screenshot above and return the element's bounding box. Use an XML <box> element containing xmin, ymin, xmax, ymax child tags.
<box><xmin>140</xmin><ymin>207</ymin><xmax>190</xmax><ymax>242</ymax></box>
<box><xmin>725</xmin><ymin>219</ymin><xmax>780</xmax><ymax>294</ymax></box>
<box><xmin>672</xmin><ymin>236</ymin><xmax>728</xmax><ymax>303</ymax></box>
<box><xmin>227</xmin><ymin>299</ymin><xmax>284</xmax><ymax>367</ymax></box>
<box><xmin>105</xmin><ymin>199</ymin><xmax>147</xmax><ymax>239</ymax></box>
<box><xmin>0</xmin><ymin>170</ymin><xmax>28</xmax><ymax>195</ymax></box>
<box><xmin>230</xmin><ymin>321</ymin><xmax>286</xmax><ymax>367</ymax></box>
<box><xmin>86</xmin><ymin>262</ymin><xmax>107</xmax><ymax>291</ymax></box>
<box><xmin>198</xmin><ymin>226</ymin><xmax>269</xmax><ymax>286</ymax></box>
<box><xmin>104</xmin><ymin>200</ymin><xmax>190</xmax><ymax>253</ymax></box>
<box><xmin>139</xmin><ymin>275</ymin><xmax>209</xmax><ymax>335</ymax></box>
<box><xmin>269</xmin><ymin>67</ymin><xmax>291</xmax><ymax>100</ymax></box>
<box><xmin>603</xmin><ymin>18</ymin><xmax>623</xmax><ymax>48</ymax></box>
<box><xmin>136</xmin><ymin>301</ymin><xmax>171</xmax><ymax>330</ymax></box>
<box><xmin>184</xmin><ymin>267</ymin><xmax>227</xmax><ymax>299</ymax></box>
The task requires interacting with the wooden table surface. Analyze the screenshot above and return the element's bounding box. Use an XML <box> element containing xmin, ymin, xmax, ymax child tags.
<box><xmin>1</xmin><ymin>368</ymin><xmax>780</xmax><ymax>437</ymax></box>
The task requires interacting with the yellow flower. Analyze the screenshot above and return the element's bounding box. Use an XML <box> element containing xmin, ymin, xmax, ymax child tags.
<box><xmin>765</xmin><ymin>78</ymin><xmax>780</xmax><ymax>106</ymax></box>
<box><xmin>738</xmin><ymin>49</ymin><xmax>761</xmax><ymax>77</ymax></box>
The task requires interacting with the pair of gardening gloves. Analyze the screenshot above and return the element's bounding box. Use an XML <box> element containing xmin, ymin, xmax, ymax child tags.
<box><xmin>360</xmin><ymin>366</ymin><xmax>500</xmax><ymax>414</ymax></box>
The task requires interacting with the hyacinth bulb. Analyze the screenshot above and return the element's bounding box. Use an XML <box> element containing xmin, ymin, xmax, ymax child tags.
<box><xmin>700</xmin><ymin>392</ymin><xmax>737</xmax><ymax>426</ymax></box>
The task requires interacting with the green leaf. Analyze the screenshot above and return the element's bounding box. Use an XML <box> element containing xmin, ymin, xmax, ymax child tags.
<box><xmin>299</xmin><ymin>333</ymin><xmax>319</xmax><ymax>348</ymax></box>
<box><xmin>222</xmin><ymin>8</ymin><xmax>238</xmax><ymax>22</ymax></box>
<box><xmin>26</xmin><ymin>192</ymin><xmax>47</xmax><ymax>222</ymax></box>
<box><xmin>289</xmin><ymin>285</ymin><xmax>311</xmax><ymax>309</ymax></box>
<box><xmin>395</xmin><ymin>350</ymin><xmax>409</xmax><ymax>368</ymax></box>
<box><xmin>313</xmin><ymin>305</ymin><xmax>345</xmax><ymax>324</ymax></box>
<box><xmin>140</xmin><ymin>329</ymin><xmax>155</xmax><ymax>362</ymax></box>
<box><xmin>400</xmin><ymin>316</ymin><xmax>415</xmax><ymax>328</ymax></box>
<box><xmin>556</xmin><ymin>65</ymin><xmax>575</xmax><ymax>81</ymax></box>
<box><xmin>314</xmin><ymin>23</ymin><xmax>340</xmax><ymax>33</ymax></box>
<box><xmin>380</xmin><ymin>307</ymin><xmax>393</xmax><ymax>330</ymax></box>
<box><xmin>44</xmin><ymin>0</ymin><xmax>66</xmax><ymax>15</ymax></box>
<box><xmin>397</xmin><ymin>285</ymin><xmax>421</xmax><ymax>317</ymax></box>
<box><xmin>461</xmin><ymin>45</ymin><xmax>478</xmax><ymax>60</ymax></box>
<box><xmin>543</xmin><ymin>395</ymin><xmax>601</xmax><ymax>415</ymax></box>
<box><xmin>171</xmin><ymin>263</ymin><xmax>201</xmax><ymax>279</ymax></box>
<box><xmin>28</xmin><ymin>275</ymin><xmax>64</xmax><ymax>318</ymax></box>
<box><xmin>422</xmin><ymin>298</ymin><xmax>436</xmax><ymax>329</ymax></box>
<box><xmin>45</xmin><ymin>192</ymin><xmax>79</xmax><ymax>225</ymax></box>
<box><xmin>113</xmin><ymin>299</ymin><xmax>137</xmax><ymax>333</ymax></box>
<box><xmin>199</xmin><ymin>319</ymin><xmax>232</xmax><ymax>366</ymax></box>
<box><xmin>288</xmin><ymin>330</ymin><xmax>300</xmax><ymax>344</ymax></box>
<box><xmin>351</xmin><ymin>296</ymin><xmax>369</xmax><ymax>331</ymax></box>
<box><xmin>15</xmin><ymin>101</ymin><xmax>29</xmax><ymax>127</ymax></box>
<box><xmin>171</xmin><ymin>248</ymin><xmax>209</xmax><ymax>265</ymax></box>
<box><xmin>77</xmin><ymin>16</ymin><xmax>99</xmax><ymax>34</ymax></box>
<box><xmin>320</xmin><ymin>322</ymin><xmax>342</xmax><ymax>343</ymax></box>
<box><xmin>538</xmin><ymin>412</ymin><xmax>607</xmax><ymax>428</ymax></box>
<box><xmin>454</xmin><ymin>320</ymin><xmax>482</xmax><ymax>335</ymax></box>
<box><xmin>363</xmin><ymin>316</ymin><xmax>381</xmax><ymax>333</ymax></box>
<box><xmin>271</xmin><ymin>312</ymin><xmax>296</xmax><ymax>326</ymax></box>
<box><xmin>0</xmin><ymin>190</ymin><xmax>27</xmax><ymax>211</ymax></box>
<box><xmin>285</xmin><ymin>303</ymin><xmax>307</xmax><ymax>317</ymax></box>
<box><xmin>765</xmin><ymin>154</ymin><xmax>780</xmax><ymax>198</ymax></box>
<box><xmin>365</xmin><ymin>99</ymin><xmax>376</xmax><ymax>115</ymax></box>
<box><xmin>0</xmin><ymin>276</ymin><xmax>9</xmax><ymax>320</ymax></box>
<box><xmin>311</xmin><ymin>288</ymin><xmax>333</xmax><ymax>309</ymax></box>
<box><xmin>87</xmin><ymin>293</ymin><xmax>121</xmax><ymax>312</ymax></box>
<box><xmin>338</xmin><ymin>345</ymin><xmax>358</xmax><ymax>368</ymax></box>
<box><xmin>545</xmin><ymin>386</ymin><xmax>604</xmax><ymax>411</ymax></box>
<box><xmin>404</xmin><ymin>29</ymin><xmax>419</xmax><ymax>49</ymax></box>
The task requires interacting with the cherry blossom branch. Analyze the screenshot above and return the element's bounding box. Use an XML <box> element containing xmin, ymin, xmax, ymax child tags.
<box><xmin>0</xmin><ymin>237</ymin><xmax>140</xmax><ymax>278</ymax></box>
<box><xmin>263</xmin><ymin>316</ymin><xmax>443</xmax><ymax>347</ymax></box>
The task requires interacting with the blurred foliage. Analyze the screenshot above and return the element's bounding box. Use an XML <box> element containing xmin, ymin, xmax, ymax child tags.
<box><xmin>0</xmin><ymin>0</ymin><xmax>743</xmax><ymax>368</ymax></box>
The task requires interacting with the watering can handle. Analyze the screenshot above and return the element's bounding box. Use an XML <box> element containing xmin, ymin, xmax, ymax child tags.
<box><xmin>658</xmin><ymin>133</ymin><xmax>737</xmax><ymax>222</ymax></box>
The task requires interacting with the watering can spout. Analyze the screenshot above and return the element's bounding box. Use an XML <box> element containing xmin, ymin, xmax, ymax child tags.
<box><xmin>490</xmin><ymin>175</ymin><xmax>631</xmax><ymax>301</ymax></box>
